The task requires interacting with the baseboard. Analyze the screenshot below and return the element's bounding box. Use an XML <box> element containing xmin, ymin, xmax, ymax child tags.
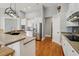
<box><xmin>52</xmin><ymin>39</ymin><xmax>61</xmax><ymax>46</ymax></box>
<box><xmin>45</xmin><ymin>35</ymin><xmax>51</xmax><ymax>37</ymax></box>
<box><xmin>42</xmin><ymin>37</ymin><xmax>45</xmax><ymax>41</ymax></box>
<box><xmin>42</xmin><ymin>35</ymin><xmax>51</xmax><ymax>41</ymax></box>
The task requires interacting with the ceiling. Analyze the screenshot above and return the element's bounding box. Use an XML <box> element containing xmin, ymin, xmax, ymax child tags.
<box><xmin>0</xmin><ymin>3</ymin><xmax>62</xmax><ymax>12</ymax></box>
<box><xmin>0</xmin><ymin>3</ymin><xmax>69</xmax><ymax>18</ymax></box>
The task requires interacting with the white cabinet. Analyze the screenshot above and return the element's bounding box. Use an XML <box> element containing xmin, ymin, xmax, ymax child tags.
<box><xmin>7</xmin><ymin>42</ymin><xmax>21</xmax><ymax>56</ymax></box>
<box><xmin>52</xmin><ymin>14</ymin><xmax>61</xmax><ymax>45</ymax></box>
<box><xmin>61</xmin><ymin>35</ymin><xmax>79</xmax><ymax>56</ymax></box>
<box><xmin>21</xmin><ymin>40</ymin><xmax>35</xmax><ymax>56</ymax></box>
<box><xmin>61</xmin><ymin>35</ymin><xmax>68</xmax><ymax>55</ymax></box>
<box><xmin>67</xmin><ymin>4</ymin><xmax>79</xmax><ymax>18</ymax></box>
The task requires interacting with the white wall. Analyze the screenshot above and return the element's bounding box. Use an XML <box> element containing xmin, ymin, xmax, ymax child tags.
<box><xmin>44</xmin><ymin>7</ymin><xmax>57</xmax><ymax>17</ymax></box>
<box><xmin>60</xmin><ymin>4</ymin><xmax>69</xmax><ymax>32</ymax></box>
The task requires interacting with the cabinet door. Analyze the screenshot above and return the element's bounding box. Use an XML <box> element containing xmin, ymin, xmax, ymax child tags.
<box><xmin>64</xmin><ymin>40</ymin><xmax>73</xmax><ymax>56</ymax></box>
<box><xmin>71</xmin><ymin>48</ymin><xmax>79</xmax><ymax>56</ymax></box>
<box><xmin>66</xmin><ymin>41</ymin><xmax>79</xmax><ymax>56</ymax></box>
<box><xmin>62</xmin><ymin>43</ymin><xmax>68</xmax><ymax>56</ymax></box>
<box><xmin>7</xmin><ymin>42</ymin><xmax>21</xmax><ymax>56</ymax></box>
<box><xmin>61</xmin><ymin>35</ymin><xmax>68</xmax><ymax>56</ymax></box>
<box><xmin>22</xmin><ymin>40</ymin><xmax>35</xmax><ymax>56</ymax></box>
<box><xmin>61</xmin><ymin>35</ymin><xmax>79</xmax><ymax>56</ymax></box>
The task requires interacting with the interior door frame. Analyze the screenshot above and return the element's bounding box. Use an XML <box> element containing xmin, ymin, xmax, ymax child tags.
<box><xmin>45</xmin><ymin>17</ymin><xmax>53</xmax><ymax>38</ymax></box>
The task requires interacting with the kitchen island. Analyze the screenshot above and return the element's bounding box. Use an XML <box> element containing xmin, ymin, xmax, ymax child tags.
<box><xmin>0</xmin><ymin>30</ymin><xmax>26</xmax><ymax>56</ymax></box>
<box><xmin>0</xmin><ymin>30</ymin><xmax>36</xmax><ymax>56</ymax></box>
<box><xmin>0</xmin><ymin>30</ymin><xmax>26</xmax><ymax>46</ymax></box>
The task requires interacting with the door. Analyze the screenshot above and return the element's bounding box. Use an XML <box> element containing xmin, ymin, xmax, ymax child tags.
<box><xmin>45</xmin><ymin>17</ymin><xmax>52</xmax><ymax>38</ymax></box>
<box><xmin>53</xmin><ymin>14</ymin><xmax>61</xmax><ymax>45</ymax></box>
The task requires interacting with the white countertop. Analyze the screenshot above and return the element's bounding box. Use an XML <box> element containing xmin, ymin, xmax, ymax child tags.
<box><xmin>0</xmin><ymin>31</ymin><xmax>26</xmax><ymax>46</ymax></box>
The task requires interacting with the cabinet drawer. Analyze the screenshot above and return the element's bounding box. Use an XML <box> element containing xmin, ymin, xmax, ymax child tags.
<box><xmin>7</xmin><ymin>42</ymin><xmax>21</xmax><ymax>56</ymax></box>
<box><xmin>23</xmin><ymin>40</ymin><xmax>35</xmax><ymax>56</ymax></box>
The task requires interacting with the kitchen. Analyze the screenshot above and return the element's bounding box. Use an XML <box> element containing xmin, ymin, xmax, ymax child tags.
<box><xmin>0</xmin><ymin>3</ymin><xmax>79</xmax><ymax>56</ymax></box>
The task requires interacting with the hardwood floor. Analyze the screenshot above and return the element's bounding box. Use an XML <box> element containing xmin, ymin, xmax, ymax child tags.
<box><xmin>36</xmin><ymin>37</ymin><xmax>64</xmax><ymax>56</ymax></box>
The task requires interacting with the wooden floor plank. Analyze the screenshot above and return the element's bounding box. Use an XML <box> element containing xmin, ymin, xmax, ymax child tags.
<box><xmin>36</xmin><ymin>37</ymin><xmax>64</xmax><ymax>56</ymax></box>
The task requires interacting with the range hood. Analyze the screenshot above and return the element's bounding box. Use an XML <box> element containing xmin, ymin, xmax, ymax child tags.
<box><xmin>67</xmin><ymin>11</ymin><xmax>79</xmax><ymax>22</ymax></box>
<box><xmin>68</xmin><ymin>16</ymin><xmax>79</xmax><ymax>22</ymax></box>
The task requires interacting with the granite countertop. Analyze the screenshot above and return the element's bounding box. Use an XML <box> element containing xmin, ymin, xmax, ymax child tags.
<box><xmin>0</xmin><ymin>30</ymin><xmax>26</xmax><ymax>46</ymax></box>
<box><xmin>62</xmin><ymin>32</ymin><xmax>79</xmax><ymax>54</ymax></box>
<box><xmin>62</xmin><ymin>32</ymin><xmax>79</xmax><ymax>36</ymax></box>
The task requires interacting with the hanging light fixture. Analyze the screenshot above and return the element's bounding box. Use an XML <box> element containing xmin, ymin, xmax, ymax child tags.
<box><xmin>57</xmin><ymin>5</ymin><xmax>61</xmax><ymax>13</ymax></box>
<box><xmin>5</xmin><ymin>3</ymin><xmax>19</xmax><ymax>18</ymax></box>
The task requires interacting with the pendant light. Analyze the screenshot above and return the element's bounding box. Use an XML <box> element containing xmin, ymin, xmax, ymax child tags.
<box><xmin>57</xmin><ymin>5</ymin><xmax>61</xmax><ymax>13</ymax></box>
<box><xmin>5</xmin><ymin>3</ymin><xmax>18</xmax><ymax>17</ymax></box>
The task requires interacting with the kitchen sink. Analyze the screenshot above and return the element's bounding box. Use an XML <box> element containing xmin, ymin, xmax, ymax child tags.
<box><xmin>5</xmin><ymin>31</ymin><xmax>20</xmax><ymax>35</ymax></box>
<box><xmin>65</xmin><ymin>34</ymin><xmax>79</xmax><ymax>41</ymax></box>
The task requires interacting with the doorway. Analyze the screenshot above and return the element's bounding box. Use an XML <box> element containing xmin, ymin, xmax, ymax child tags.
<box><xmin>45</xmin><ymin>17</ymin><xmax>52</xmax><ymax>38</ymax></box>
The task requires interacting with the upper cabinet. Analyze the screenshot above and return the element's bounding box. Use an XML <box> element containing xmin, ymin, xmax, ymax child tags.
<box><xmin>67</xmin><ymin>4</ymin><xmax>79</xmax><ymax>19</ymax></box>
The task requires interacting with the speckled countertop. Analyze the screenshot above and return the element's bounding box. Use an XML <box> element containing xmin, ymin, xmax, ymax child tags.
<box><xmin>0</xmin><ymin>30</ymin><xmax>26</xmax><ymax>46</ymax></box>
<box><xmin>62</xmin><ymin>32</ymin><xmax>79</xmax><ymax>54</ymax></box>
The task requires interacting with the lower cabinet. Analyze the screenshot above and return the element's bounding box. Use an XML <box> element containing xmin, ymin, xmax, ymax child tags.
<box><xmin>61</xmin><ymin>35</ymin><xmax>79</xmax><ymax>56</ymax></box>
<box><xmin>7</xmin><ymin>39</ymin><xmax>35</xmax><ymax>56</ymax></box>
<box><xmin>7</xmin><ymin>42</ymin><xmax>21</xmax><ymax>56</ymax></box>
<box><xmin>21</xmin><ymin>40</ymin><xmax>35</xmax><ymax>56</ymax></box>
